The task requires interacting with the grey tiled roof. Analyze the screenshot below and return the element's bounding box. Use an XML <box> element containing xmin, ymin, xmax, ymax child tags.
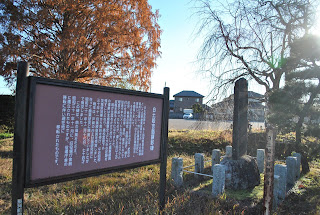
<box><xmin>248</xmin><ymin>91</ymin><xmax>264</xmax><ymax>98</ymax></box>
<box><xmin>173</xmin><ymin>91</ymin><xmax>204</xmax><ymax>98</ymax></box>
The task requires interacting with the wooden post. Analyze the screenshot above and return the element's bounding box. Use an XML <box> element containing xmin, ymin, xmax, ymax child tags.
<box><xmin>159</xmin><ymin>87</ymin><xmax>169</xmax><ymax>214</ymax></box>
<box><xmin>263</xmin><ymin>127</ymin><xmax>276</xmax><ymax>215</ymax></box>
<box><xmin>12</xmin><ymin>62</ymin><xmax>29</xmax><ymax>215</ymax></box>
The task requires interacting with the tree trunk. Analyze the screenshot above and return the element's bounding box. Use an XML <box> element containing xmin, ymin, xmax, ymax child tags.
<box><xmin>295</xmin><ymin>117</ymin><xmax>310</xmax><ymax>174</ymax></box>
<box><xmin>295</xmin><ymin>119</ymin><xmax>302</xmax><ymax>152</ymax></box>
<box><xmin>301</xmin><ymin>153</ymin><xmax>310</xmax><ymax>174</ymax></box>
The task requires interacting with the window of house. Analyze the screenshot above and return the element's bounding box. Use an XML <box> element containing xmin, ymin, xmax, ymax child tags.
<box><xmin>195</xmin><ymin>98</ymin><xmax>200</xmax><ymax>102</ymax></box>
<box><xmin>178</xmin><ymin>98</ymin><xmax>183</xmax><ymax>102</ymax></box>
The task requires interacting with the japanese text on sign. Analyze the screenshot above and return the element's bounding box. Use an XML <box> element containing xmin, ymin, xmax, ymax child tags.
<box><xmin>55</xmin><ymin>95</ymin><xmax>152</xmax><ymax>167</ymax></box>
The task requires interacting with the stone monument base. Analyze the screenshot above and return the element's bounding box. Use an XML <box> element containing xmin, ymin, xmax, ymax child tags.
<box><xmin>220</xmin><ymin>155</ymin><xmax>260</xmax><ymax>190</ymax></box>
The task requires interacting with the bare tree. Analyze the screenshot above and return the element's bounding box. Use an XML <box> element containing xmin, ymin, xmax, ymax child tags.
<box><xmin>194</xmin><ymin>0</ymin><xmax>318</xmax><ymax>98</ymax></box>
<box><xmin>194</xmin><ymin>0</ymin><xmax>320</xmax><ymax>173</ymax></box>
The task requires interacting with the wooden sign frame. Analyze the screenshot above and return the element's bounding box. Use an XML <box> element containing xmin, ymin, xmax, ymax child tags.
<box><xmin>12</xmin><ymin>62</ymin><xmax>169</xmax><ymax>214</ymax></box>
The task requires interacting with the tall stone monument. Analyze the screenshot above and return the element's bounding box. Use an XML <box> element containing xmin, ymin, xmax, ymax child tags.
<box><xmin>232</xmin><ymin>78</ymin><xmax>248</xmax><ymax>160</ymax></box>
<box><xmin>220</xmin><ymin>78</ymin><xmax>260</xmax><ymax>190</ymax></box>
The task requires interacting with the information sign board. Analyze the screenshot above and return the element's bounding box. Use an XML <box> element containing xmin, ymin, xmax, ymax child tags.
<box><xmin>25</xmin><ymin>78</ymin><xmax>165</xmax><ymax>187</ymax></box>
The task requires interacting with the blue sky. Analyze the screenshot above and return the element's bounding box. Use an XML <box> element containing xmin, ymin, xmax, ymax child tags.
<box><xmin>148</xmin><ymin>0</ymin><xmax>211</xmax><ymax>100</ymax></box>
<box><xmin>2</xmin><ymin>1</ymin><xmax>319</xmax><ymax>101</ymax></box>
<box><xmin>148</xmin><ymin>0</ymin><xmax>268</xmax><ymax>101</ymax></box>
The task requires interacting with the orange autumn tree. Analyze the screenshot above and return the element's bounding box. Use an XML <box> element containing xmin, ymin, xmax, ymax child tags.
<box><xmin>0</xmin><ymin>0</ymin><xmax>161</xmax><ymax>91</ymax></box>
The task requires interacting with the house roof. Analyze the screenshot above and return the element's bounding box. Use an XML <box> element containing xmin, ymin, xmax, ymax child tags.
<box><xmin>223</xmin><ymin>91</ymin><xmax>264</xmax><ymax>101</ymax></box>
<box><xmin>249</xmin><ymin>102</ymin><xmax>265</xmax><ymax>109</ymax></box>
<box><xmin>212</xmin><ymin>91</ymin><xmax>264</xmax><ymax>107</ymax></box>
<box><xmin>248</xmin><ymin>91</ymin><xmax>264</xmax><ymax>98</ymax></box>
<box><xmin>173</xmin><ymin>91</ymin><xmax>204</xmax><ymax>98</ymax></box>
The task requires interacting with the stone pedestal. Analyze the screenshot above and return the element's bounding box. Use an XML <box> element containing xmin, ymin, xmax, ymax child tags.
<box><xmin>220</xmin><ymin>155</ymin><xmax>260</xmax><ymax>190</ymax></box>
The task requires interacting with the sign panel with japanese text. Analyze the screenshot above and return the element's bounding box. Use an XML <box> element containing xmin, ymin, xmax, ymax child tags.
<box><xmin>26</xmin><ymin>78</ymin><xmax>165</xmax><ymax>186</ymax></box>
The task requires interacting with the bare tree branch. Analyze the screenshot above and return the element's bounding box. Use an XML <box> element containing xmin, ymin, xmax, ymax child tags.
<box><xmin>194</xmin><ymin>0</ymin><xmax>318</xmax><ymax>100</ymax></box>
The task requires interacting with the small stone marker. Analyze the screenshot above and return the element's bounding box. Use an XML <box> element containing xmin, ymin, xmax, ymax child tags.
<box><xmin>274</xmin><ymin>164</ymin><xmax>287</xmax><ymax>201</ymax></box>
<box><xmin>273</xmin><ymin>175</ymin><xmax>280</xmax><ymax>209</ymax></box>
<box><xmin>257</xmin><ymin>149</ymin><xmax>265</xmax><ymax>173</ymax></box>
<box><xmin>171</xmin><ymin>157</ymin><xmax>183</xmax><ymax>187</ymax></box>
<box><xmin>225</xmin><ymin>146</ymin><xmax>232</xmax><ymax>157</ymax></box>
<box><xmin>212</xmin><ymin>149</ymin><xmax>221</xmax><ymax>172</ymax></box>
<box><xmin>195</xmin><ymin>153</ymin><xmax>204</xmax><ymax>174</ymax></box>
<box><xmin>232</xmin><ymin>78</ymin><xmax>248</xmax><ymax>160</ymax></box>
<box><xmin>286</xmin><ymin>156</ymin><xmax>298</xmax><ymax>189</ymax></box>
<box><xmin>212</xmin><ymin>164</ymin><xmax>225</xmax><ymax>197</ymax></box>
<box><xmin>293</xmin><ymin>153</ymin><xmax>301</xmax><ymax>180</ymax></box>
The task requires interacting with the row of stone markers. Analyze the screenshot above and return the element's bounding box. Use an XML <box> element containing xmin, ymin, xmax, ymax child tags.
<box><xmin>171</xmin><ymin>145</ymin><xmax>266</xmax><ymax>197</ymax></box>
<box><xmin>171</xmin><ymin>145</ymin><xmax>302</xmax><ymax>204</ymax></box>
<box><xmin>273</xmin><ymin>153</ymin><xmax>301</xmax><ymax>208</ymax></box>
<box><xmin>171</xmin><ymin>152</ymin><xmax>226</xmax><ymax>197</ymax></box>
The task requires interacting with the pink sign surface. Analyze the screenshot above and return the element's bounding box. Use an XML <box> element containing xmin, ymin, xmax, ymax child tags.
<box><xmin>30</xmin><ymin>84</ymin><xmax>163</xmax><ymax>181</ymax></box>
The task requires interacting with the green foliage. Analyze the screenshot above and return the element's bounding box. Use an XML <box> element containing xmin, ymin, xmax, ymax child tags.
<box><xmin>0</xmin><ymin>124</ymin><xmax>12</xmax><ymax>133</ymax></box>
<box><xmin>304</xmin><ymin>124</ymin><xmax>320</xmax><ymax>138</ymax></box>
<box><xmin>267</xmin><ymin>56</ymin><xmax>287</xmax><ymax>69</ymax></box>
<box><xmin>268</xmin><ymin>82</ymin><xmax>308</xmax><ymax>133</ymax></box>
<box><xmin>290</xmin><ymin>35</ymin><xmax>320</xmax><ymax>62</ymax></box>
<box><xmin>192</xmin><ymin>103</ymin><xmax>204</xmax><ymax>114</ymax></box>
<box><xmin>269</xmin><ymin>35</ymin><xmax>320</xmax><ymax>143</ymax></box>
<box><xmin>274</xmin><ymin>133</ymin><xmax>320</xmax><ymax>162</ymax></box>
<box><xmin>275</xmin><ymin>132</ymin><xmax>297</xmax><ymax>160</ymax></box>
<box><xmin>0</xmin><ymin>132</ymin><xmax>13</xmax><ymax>139</ymax></box>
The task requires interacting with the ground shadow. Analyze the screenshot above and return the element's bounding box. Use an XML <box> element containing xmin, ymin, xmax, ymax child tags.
<box><xmin>276</xmin><ymin>186</ymin><xmax>320</xmax><ymax>215</ymax></box>
<box><xmin>0</xmin><ymin>150</ymin><xmax>13</xmax><ymax>158</ymax></box>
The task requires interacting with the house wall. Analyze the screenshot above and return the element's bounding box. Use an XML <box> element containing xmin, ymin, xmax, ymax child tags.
<box><xmin>173</xmin><ymin>96</ymin><xmax>203</xmax><ymax>113</ymax></box>
<box><xmin>210</xmin><ymin>99</ymin><xmax>265</xmax><ymax>122</ymax></box>
<box><xmin>248</xmin><ymin>108</ymin><xmax>265</xmax><ymax>122</ymax></box>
